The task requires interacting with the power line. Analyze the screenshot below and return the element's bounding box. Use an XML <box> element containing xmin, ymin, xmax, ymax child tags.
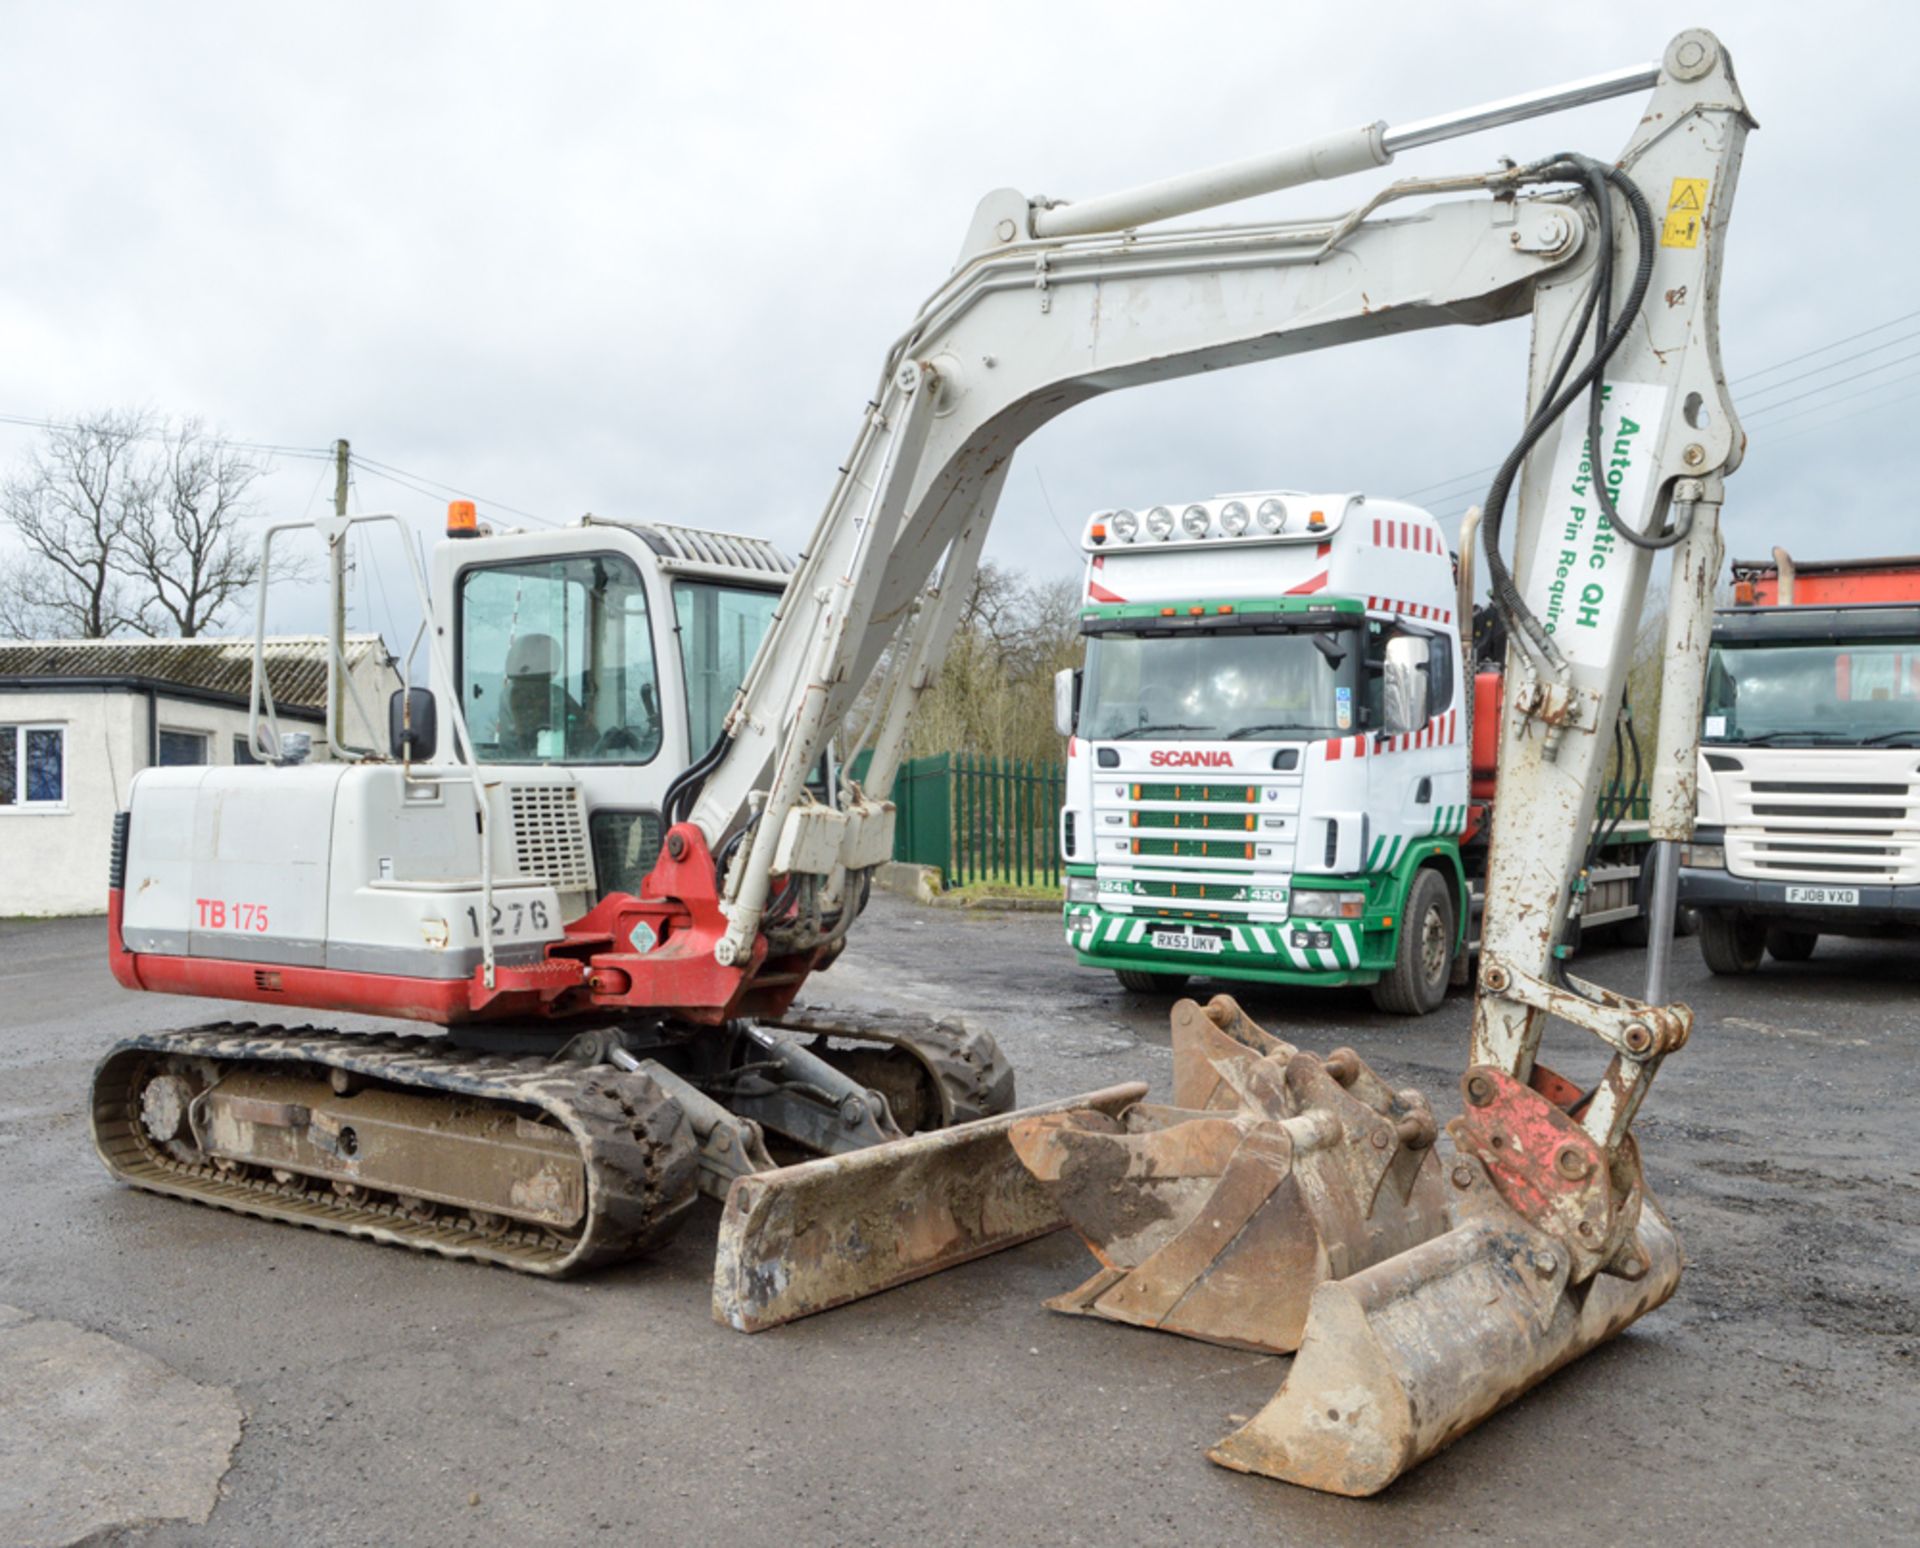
<box><xmin>0</xmin><ymin>410</ymin><xmax>557</xmax><ymax>529</ymax></box>
<box><xmin>1744</xmin><ymin>363</ymin><xmax>1920</xmax><ymax>430</ymax></box>
<box><xmin>1396</xmin><ymin>461</ymin><xmax>1501</xmax><ymax>502</ymax></box>
<box><xmin>1737</xmin><ymin>327</ymin><xmax>1920</xmax><ymax>402</ymax></box>
<box><xmin>349</xmin><ymin>452</ymin><xmax>556</xmax><ymax>528</ymax></box>
<box><xmin>1030</xmin><ymin>466</ymin><xmax>1083</xmax><ymax>561</ymax></box>
<box><xmin>1731</xmin><ymin>306</ymin><xmax>1920</xmax><ymax>384</ymax></box>
<box><xmin>1760</xmin><ymin>380</ymin><xmax>1920</xmax><ymax>448</ymax></box>
<box><xmin>0</xmin><ymin>410</ymin><xmax>334</xmax><ymax>461</ymax></box>
<box><xmin>1740</xmin><ymin>347</ymin><xmax>1920</xmax><ymax>419</ymax></box>
<box><xmin>1397</xmin><ymin>305</ymin><xmax>1920</xmax><ymax>507</ymax></box>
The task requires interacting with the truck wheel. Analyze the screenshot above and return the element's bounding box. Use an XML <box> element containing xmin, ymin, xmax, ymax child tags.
<box><xmin>1369</xmin><ymin>868</ymin><xmax>1454</xmax><ymax>1016</ymax></box>
<box><xmin>1698</xmin><ymin>910</ymin><xmax>1765</xmax><ymax>974</ymax></box>
<box><xmin>1115</xmin><ymin>969</ymin><xmax>1190</xmax><ymax>995</ymax></box>
<box><xmin>1765</xmin><ymin>927</ymin><xmax>1817</xmax><ymax>963</ymax></box>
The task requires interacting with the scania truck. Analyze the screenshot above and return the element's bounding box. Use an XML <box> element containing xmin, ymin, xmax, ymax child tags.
<box><xmin>1053</xmin><ymin>493</ymin><xmax>1662</xmax><ymax>1013</ymax></box>
<box><xmin>1681</xmin><ymin>548</ymin><xmax>1920</xmax><ymax>972</ymax></box>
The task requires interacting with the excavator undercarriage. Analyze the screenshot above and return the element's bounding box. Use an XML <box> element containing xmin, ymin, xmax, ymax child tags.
<box><xmin>95</xmin><ymin>1012</ymin><xmax>1141</xmax><ymax>1323</ymax></box>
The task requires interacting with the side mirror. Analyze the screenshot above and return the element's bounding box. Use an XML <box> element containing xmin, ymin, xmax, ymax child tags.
<box><xmin>1053</xmin><ymin>667</ymin><xmax>1080</xmax><ymax>738</ymax></box>
<box><xmin>389</xmin><ymin>687</ymin><xmax>438</xmax><ymax>762</ymax></box>
<box><xmin>1381</xmin><ymin>636</ymin><xmax>1431</xmax><ymax>737</ymax></box>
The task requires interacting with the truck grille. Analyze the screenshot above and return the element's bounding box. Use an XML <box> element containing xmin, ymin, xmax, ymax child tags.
<box><xmin>1717</xmin><ymin>755</ymin><xmax>1920</xmax><ymax>885</ymax></box>
<box><xmin>1093</xmin><ymin>773</ymin><xmax>1297</xmax><ymax>916</ymax></box>
<box><xmin>508</xmin><ymin>784</ymin><xmax>594</xmax><ymax>891</ymax></box>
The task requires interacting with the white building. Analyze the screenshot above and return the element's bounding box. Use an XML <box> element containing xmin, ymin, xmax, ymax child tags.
<box><xmin>0</xmin><ymin>635</ymin><xmax>401</xmax><ymax>916</ymax></box>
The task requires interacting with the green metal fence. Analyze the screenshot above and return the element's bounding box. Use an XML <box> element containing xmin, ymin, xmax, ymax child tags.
<box><xmin>865</xmin><ymin>751</ymin><xmax>1065</xmax><ymax>890</ymax></box>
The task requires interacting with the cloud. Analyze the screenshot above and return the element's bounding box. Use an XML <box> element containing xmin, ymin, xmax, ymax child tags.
<box><xmin>0</xmin><ymin>0</ymin><xmax>1907</xmax><ymax>647</ymax></box>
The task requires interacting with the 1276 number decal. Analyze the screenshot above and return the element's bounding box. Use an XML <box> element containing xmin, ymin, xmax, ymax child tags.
<box><xmin>465</xmin><ymin>900</ymin><xmax>551</xmax><ymax>939</ymax></box>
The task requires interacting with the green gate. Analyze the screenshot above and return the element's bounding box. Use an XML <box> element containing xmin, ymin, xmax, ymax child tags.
<box><xmin>856</xmin><ymin>751</ymin><xmax>1065</xmax><ymax>890</ymax></box>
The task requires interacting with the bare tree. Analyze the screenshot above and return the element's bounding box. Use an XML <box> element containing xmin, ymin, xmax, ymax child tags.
<box><xmin>0</xmin><ymin>411</ymin><xmax>150</xmax><ymax>638</ymax></box>
<box><xmin>909</xmin><ymin>561</ymin><xmax>1085</xmax><ymax>765</ymax></box>
<box><xmin>0</xmin><ymin>411</ymin><xmax>275</xmax><ymax>640</ymax></box>
<box><xmin>115</xmin><ymin>417</ymin><xmax>269</xmax><ymax>637</ymax></box>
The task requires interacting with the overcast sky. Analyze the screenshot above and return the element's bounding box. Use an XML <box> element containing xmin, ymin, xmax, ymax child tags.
<box><xmin>0</xmin><ymin>1</ymin><xmax>1908</xmax><ymax>644</ymax></box>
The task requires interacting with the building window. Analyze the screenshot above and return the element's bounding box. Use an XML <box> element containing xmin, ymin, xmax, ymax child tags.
<box><xmin>0</xmin><ymin>723</ymin><xmax>66</xmax><ymax>807</ymax></box>
<box><xmin>158</xmin><ymin>729</ymin><xmax>209</xmax><ymax>766</ymax></box>
<box><xmin>233</xmin><ymin>735</ymin><xmax>259</xmax><ymax>765</ymax></box>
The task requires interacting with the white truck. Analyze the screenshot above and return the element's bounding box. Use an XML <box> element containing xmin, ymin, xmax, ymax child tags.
<box><xmin>1056</xmin><ymin>494</ymin><xmax>1663</xmax><ymax>1013</ymax></box>
<box><xmin>1681</xmin><ymin>549</ymin><xmax>1920</xmax><ymax>970</ymax></box>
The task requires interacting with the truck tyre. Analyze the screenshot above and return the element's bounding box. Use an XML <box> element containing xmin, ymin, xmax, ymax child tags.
<box><xmin>1115</xmin><ymin>969</ymin><xmax>1190</xmax><ymax>995</ymax></box>
<box><xmin>1698</xmin><ymin>910</ymin><xmax>1765</xmax><ymax>974</ymax></box>
<box><xmin>1765</xmin><ymin>927</ymin><xmax>1817</xmax><ymax>963</ymax></box>
<box><xmin>1369</xmin><ymin>868</ymin><xmax>1455</xmax><ymax>1016</ymax></box>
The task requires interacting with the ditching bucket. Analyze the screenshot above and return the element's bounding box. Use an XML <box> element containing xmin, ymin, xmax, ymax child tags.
<box><xmin>1007</xmin><ymin>997</ymin><xmax>1448</xmax><ymax>1355</ymax></box>
<box><xmin>713</xmin><ymin>1081</ymin><xmax>1146</xmax><ymax>1331</ymax></box>
<box><xmin>1209</xmin><ymin>1157</ymin><xmax>1682</xmax><ymax>1495</ymax></box>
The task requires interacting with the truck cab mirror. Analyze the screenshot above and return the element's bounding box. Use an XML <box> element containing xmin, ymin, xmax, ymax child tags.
<box><xmin>1381</xmin><ymin>636</ymin><xmax>1431</xmax><ymax>737</ymax></box>
<box><xmin>389</xmin><ymin>687</ymin><xmax>438</xmax><ymax>762</ymax></box>
<box><xmin>1054</xmin><ymin>668</ymin><xmax>1081</xmax><ymax>737</ymax></box>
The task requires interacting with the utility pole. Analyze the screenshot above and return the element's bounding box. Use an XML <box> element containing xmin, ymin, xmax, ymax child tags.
<box><xmin>330</xmin><ymin>438</ymin><xmax>349</xmax><ymax>749</ymax></box>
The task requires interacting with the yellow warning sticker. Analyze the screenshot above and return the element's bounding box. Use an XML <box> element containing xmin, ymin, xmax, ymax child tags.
<box><xmin>1661</xmin><ymin>178</ymin><xmax>1709</xmax><ymax>248</ymax></box>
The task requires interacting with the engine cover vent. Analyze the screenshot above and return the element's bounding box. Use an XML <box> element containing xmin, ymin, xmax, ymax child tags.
<box><xmin>508</xmin><ymin>784</ymin><xmax>593</xmax><ymax>892</ymax></box>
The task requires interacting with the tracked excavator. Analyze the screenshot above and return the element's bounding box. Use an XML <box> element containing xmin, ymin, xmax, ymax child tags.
<box><xmin>97</xmin><ymin>28</ymin><xmax>1745</xmax><ymax>1486</ymax></box>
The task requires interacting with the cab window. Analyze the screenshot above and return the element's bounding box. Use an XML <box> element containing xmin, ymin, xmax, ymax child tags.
<box><xmin>673</xmin><ymin>581</ymin><xmax>781</xmax><ymax>756</ymax></box>
<box><xmin>1365</xmin><ymin>620</ymin><xmax>1452</xmax><ymax>729</ymax></box>
<box><xmin>460</xmin><ymin>555</ymin><xmax>662</xmax><ymax>764</ymax></box>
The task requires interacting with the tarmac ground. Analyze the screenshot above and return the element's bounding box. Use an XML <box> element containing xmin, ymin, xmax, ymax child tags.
<box><xmin>2</xmin><ymin>898</ymin><xmax>1914</xmax><ymax>1545</ymax></box>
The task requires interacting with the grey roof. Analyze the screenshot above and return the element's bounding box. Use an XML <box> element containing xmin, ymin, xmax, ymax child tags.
<box><xmin>0</xmin><ymin>635</ymin><xmax>393</xmax><ymax>711</ymax></box>
<box><xmin>582</xmin><ymin>517</ymin><xmax>796</xmax><ymax>582</ymax></box>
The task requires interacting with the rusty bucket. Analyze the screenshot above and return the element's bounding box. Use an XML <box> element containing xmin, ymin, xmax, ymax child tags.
<box><xmin>1007</xmin><ymin>997</ymin><xmax>1449</xmax><ymax>1355</ymax></box>
<box><xmin>1208</xmin><ymin>1156</ymin><xmax>1683</xmax><ymax>1495</ymax></box>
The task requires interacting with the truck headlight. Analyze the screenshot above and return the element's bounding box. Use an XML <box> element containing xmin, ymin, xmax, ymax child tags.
<box><xmin>1109</xmin><ymin>509</ymin><xmax>1139</xmax><ymax>542</ymax></box>
<box><xmin>1181</xmin><ymin>504</ymin><xmax>1211</xmax><ymax>538</ymax></box>
<box><xmin>1292</xmin><ymin>889</ymin><xmax>1366</xmax><ymax>919</ymax></box>
<box><xmin>1066</xmin><ymin>876</ymin><xmax>1099</xmax><ymax>903</ymax></box>
<box><xmin>1218</xmin><ymin>500</ymin><xmax>1250</xmax><ymax>535</ymax></box>
<box><xmin>1145</xmin><ymin>506</ymin><xmax>1175</xmax><ymax>540</ymax></box>
<box><xmin>1680</xmin><ymin>843</ymin><xmax>1725</xmax><ymax>870</ymax></box>
<box><xmin>1255</xmin><ymin>498</ymin><xmax>1288</xmax><ymax>533</ymax></box>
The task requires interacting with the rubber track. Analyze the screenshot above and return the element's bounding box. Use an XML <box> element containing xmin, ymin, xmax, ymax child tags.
<box><xmin>91</xmin><ymin>1022</ymin><xmax>700</xmax><ymax>1277</ymax></box>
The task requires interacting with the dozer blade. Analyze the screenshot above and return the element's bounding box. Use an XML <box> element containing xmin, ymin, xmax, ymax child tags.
<box><xmin>712</xmin><ymin>1082</ymin><xmax>1146</xmax><ymax>1332</ymax></box>
<box><xmin>1009</xmin><ymin>996</ymin><xmax>1447</xmax><ymax>1354</ymax></box>
<box><xmin>1208</xmin><ymin>1159</ymin><xmax>1683</xmax><ymax>1496</ymax></box>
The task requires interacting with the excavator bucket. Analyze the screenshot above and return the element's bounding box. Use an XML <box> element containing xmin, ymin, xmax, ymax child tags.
<box><xmin>1007</xmin><ymin>998</ymin><xmax>1448</xmax><ymax>1354</ymax></box>
<box><xmin>713</xmin><ymin>1082</ymin><xmax>1146</xmax><ymax>1332</ymax></box>
<box><xmin>1209</xmin><ymin>1160</ymin><xmax>1683</xmax><ymax>1495</ymax></box>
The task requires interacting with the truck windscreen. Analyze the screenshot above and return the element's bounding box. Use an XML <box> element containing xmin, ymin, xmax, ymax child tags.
<box><xmin>1704</xmin><ymin>638</ymin><xmax>1920</xmax><ymax>745</ymax></box>
<box><xmin>1079</xmin><ymin>626</ymin><xmax>1358</xmax><ymax>742</ymax></box>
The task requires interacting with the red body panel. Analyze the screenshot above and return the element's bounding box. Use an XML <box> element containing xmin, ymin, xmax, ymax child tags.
<box><xmin>1751</xmin><ymin>562</ymin><xmax>1920</xmax><ymax>606</ymax></box>
<box><xmin>107</xmin><ymin>823</ymin><xmax>820</xmax><ymax>1029</ymax></box>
